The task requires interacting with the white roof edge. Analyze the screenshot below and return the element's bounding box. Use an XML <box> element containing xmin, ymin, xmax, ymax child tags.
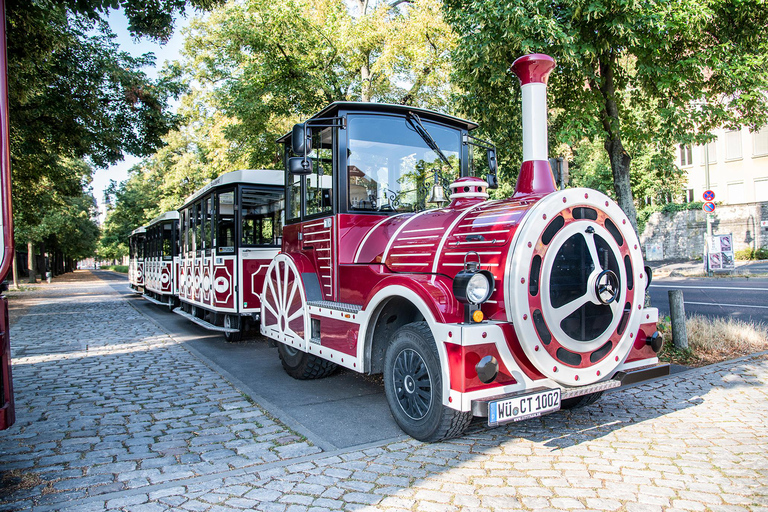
<box><xmin>180</xmin><ymin>169</ymin><xmax>284</xmax><ymax>209</ymax></box>
<box><xmin>146</xmin><ymin>210</ymin><xmax>180</xmax><ymax>227</ymax></box>
<box><xmin>130</xmin><ymin>226</ymin><xmax>146</xmax><ymax>236</ymax></box>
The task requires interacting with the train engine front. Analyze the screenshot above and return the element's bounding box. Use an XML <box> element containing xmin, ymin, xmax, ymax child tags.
<box><xmin>263</xmin><ymin>53</ymin><xmax>667</xmax><ymax>442</ymax></box>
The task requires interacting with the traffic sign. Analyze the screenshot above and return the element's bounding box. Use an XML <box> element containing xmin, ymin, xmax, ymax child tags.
<box><xmin>703</xmin><ymin>202</ymin><xmax>716</xmax><ymax>213</ymax></box>
<box><xmin>703</xmin><ymin>190</ymin><xmax>715</xmax><ymax>201</ymax></box>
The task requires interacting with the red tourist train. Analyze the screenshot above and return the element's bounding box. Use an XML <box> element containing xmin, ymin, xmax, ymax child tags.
<box><xmin>173</xmin><ymin>169</ymin><xmax>284</xmax><ymax>341</ymax></box>
<box><xmin>259</xmin><ymin>54</ymin><xmax>667</xmax><ymax>441</ymax></box>
<box><xmin>128</xmin><ymin>226</ymin><xmax>146</xmax><ymax>292</ymax></box>
<box><xmin>142</xmin><ymin>211</ymin><xmax>180</xmax><ymax>310</ymax></box>
<box><xmin>131</xmin><ymin>54</ymin><xmax>668</xmax><ymax>442</ymax></box>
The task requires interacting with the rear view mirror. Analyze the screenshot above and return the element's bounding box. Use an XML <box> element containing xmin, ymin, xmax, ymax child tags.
<box><xmin>288</xmin><ymin>156</ymin><xmax>312</xmax><ymax>175</ymax></box>
<box><xmin>487</xmin><ymin>149</ymin><xmax>498</xmax><ymax>175</ymax></box>
<box><xmin>292</xmin><ymin>123</ymin><xmax>310</xmax><ymax>156</ymax></box>
<box><xmin>486</xmin><ymin>149</ymin><xmax>498</xmax><ymax>189</ymax></box>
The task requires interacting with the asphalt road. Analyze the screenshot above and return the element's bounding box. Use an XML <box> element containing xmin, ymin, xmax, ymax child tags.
<box><xmin>649</xmin><ymin>276</ymin><xmax>768</xmax><ymax>323</ymax></box>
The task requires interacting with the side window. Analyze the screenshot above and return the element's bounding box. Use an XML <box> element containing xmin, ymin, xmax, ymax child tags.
<box><xmin>195</xmin><ymin>202</ymin><xmax>204</xmax><ymax>254</ymax></box>
<box><xmin>162</xmin><ymin>223</ymin><xmax>173</xmax><ymax>260</ymax></box>
<box><xmin>180</xmin><ymin>210</ymin><xmax>186</xmax><ymax>255</ymax></box>
<box><xmin>306</xmin><ymin>126</ymin><xmax>333</xmax><ymax>217</ymax></box>
<box><xmin>241</xmin><ymin>187</ymin><xmax>284</xmax><ymax>247</ymax></box>
<box><xmin>288</xmin><ymin>174</ymin><xmax>301</xmax><ymax>221</ymax></box>
<box><xmin>216</xmin><ymin>190</ymin><xmax>236</xmax><ymax>254</ymax></box>
<box><xmin>203</xmin><ymin>196</ymin><xmax>213</xmax><ymax>252</ymax></box>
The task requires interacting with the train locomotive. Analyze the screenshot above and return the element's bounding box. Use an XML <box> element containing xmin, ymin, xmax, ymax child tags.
<box><xmin>259</xmin><ymin>53</ymin><xmax>668</xmax><ymax>441</ymax></box>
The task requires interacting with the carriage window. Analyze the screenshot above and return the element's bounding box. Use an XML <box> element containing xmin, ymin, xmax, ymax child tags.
<box><xmin>216</xmin><ymin>190</ymin><xmax>236</xmax><ymax>254</ymax></box>
<box><xmin>180</xmin><ymin>210</ymin><xmax>187</xmax><ymax>254</ymax></box>
<box><xmin>306</xmin><ymin>127</ymin><xmax>333</xmax><ymax>217</ymax></box>
<box><xmin>347</xmin><ymin>115</ymin><xmax>461</xmax><ymax>213</ymax></box>
<box><xmin>288</xmin><ymin>174</ymin><xmax>301</xmax><ymax>221</ymax></box>
<box><xmin>241</xmin><ymin>187</ymin><xmax>284</xmax><ymax>247</ymax></box>
<box><xmin>203</xmin><ymin>196</ymin><xmax>213</xmax><ymax>252</ymax></box>
<box><xmin>137</xmin><ymin>236</ymin><xmax>145</xmax><ymax>259</ymax></box>
<box><xmin>162</xmin><ymin>223</ymin><xmax>173</xmax><ymax>260</ymax></box>
<box><xmin>192</xmin><ymin>201</ymin><xmax>203</xmax><ymax>251</ymax></box>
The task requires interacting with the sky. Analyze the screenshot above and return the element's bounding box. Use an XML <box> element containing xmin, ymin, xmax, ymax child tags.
<box><xmin>91</xmin><ymin>9</ymin><xmax>192</xmax><ymax>207</ymax></box>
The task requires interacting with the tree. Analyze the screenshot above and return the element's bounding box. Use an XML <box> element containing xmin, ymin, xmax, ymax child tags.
<box><xmin>444</xmin><ymin>0</ymin><xmax>768</xmax><ymax>233</ymax></box>
<box><xmin>7</xmin><ymin>0</ymin><xmax>224</xmax><ymax>271</ymax></box>
<box><xmin>179</xmin><ymin>0</ymin><xmax>456</xmax><ymax>167</ymax></box>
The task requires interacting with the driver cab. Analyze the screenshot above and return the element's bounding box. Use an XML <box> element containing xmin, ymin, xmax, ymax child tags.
<box><xmin>278</xmin><ymin>102</ymin><xmax>497</xmax><ymax>302</ymax></box>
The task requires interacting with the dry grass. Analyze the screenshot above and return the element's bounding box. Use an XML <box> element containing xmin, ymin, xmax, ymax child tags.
<box><xmin>658</xmin><ymin>314</ymin><xmax>768</xmax><ymax>366</ymax></box>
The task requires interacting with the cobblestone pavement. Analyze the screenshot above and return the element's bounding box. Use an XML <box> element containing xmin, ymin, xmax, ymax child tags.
<box><xmin>2</xmin><ymin>271</ymin><xmax>768</xmax><ymax>512</ymax></box>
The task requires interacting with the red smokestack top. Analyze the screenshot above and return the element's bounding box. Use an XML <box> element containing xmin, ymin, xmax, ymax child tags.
<box><xmin>510</xmin><ymin>54</ymin><xmax>557</xmax><ymax>198</ymax></box>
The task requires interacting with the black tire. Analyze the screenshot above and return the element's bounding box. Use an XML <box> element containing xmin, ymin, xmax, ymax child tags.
<box><xmin>278</xmin><ymin>342</ymin><xmax>337</xmax><ymax>379</ymax></box>
<box><xmin>223</xmin><ymin>314</ymin><xmax>243</xmax><ymax>343</ymax></box>
<box><xmin>383</xmin><ymin>322</ymin><xmax>472</xmax><ymax>442</ymax></box>
<box><xmin>560</xmin><ymin>392</ymin><xmax>603</xmax><ymax>410</ymax></box>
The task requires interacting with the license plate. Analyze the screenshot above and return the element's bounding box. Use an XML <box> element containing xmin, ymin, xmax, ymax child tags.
<box><xmin>488</xmin><ymin>389</ymin><xmax>561</xmax><ymax>426</ymax></box>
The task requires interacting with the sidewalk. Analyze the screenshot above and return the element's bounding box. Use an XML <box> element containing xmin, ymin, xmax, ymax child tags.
<box><xmin>648</xmin><ymin>258</ymin><xmax>768</xmax><ymax>278</ymax></box>
<box><xmin>1</xmin><ymin>270</ymin><xmax>767</xmax><ymax>512</ymax></box>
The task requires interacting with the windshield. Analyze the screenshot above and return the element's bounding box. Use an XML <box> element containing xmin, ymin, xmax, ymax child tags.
<box><xmin>347</xmin><ymin>114</ymin><xmax>461</xmax><ymax>213</ymax></box>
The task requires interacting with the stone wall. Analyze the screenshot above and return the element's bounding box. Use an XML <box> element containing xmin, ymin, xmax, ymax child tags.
<box><xmin>640</xmin><ymin>201</ymin><xmax>768</xmax><ymax>261</ymax></box>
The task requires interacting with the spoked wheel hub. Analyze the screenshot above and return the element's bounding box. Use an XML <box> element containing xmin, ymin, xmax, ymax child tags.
<box><xmin>392</xmin><ymin>348</ymin><xmax>432</xmax><ymax>420</ymax></box>
<box><xmin>507</xmin><ymin>189</ymin><xmax>648</xmax><ymax>385</ymax></box>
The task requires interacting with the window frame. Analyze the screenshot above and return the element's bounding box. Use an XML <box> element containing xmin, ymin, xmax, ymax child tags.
<box><xmin>239</xmin><ymin>185</ymin><xmax>284</xmax><ymax>248</ymax></box>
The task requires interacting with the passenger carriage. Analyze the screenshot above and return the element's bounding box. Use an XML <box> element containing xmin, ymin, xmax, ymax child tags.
<box><xmin>175</xmin><ymin>169</ymin><xmax>284</xmax><ymax>341</ymax></box>
<box><xmin>143</xmin><ymin>211</ymin><xmax>180</xmax><ymax>310</ymax></box>
<box><xmin>261</xmin><ymin>54</ymin><xmax>668</xmax><ymax>441</ymax></box>
<box><xmin>128</xmin><ymin>226</ymin><xmax>146</xmax><ymax>293</ymax></box>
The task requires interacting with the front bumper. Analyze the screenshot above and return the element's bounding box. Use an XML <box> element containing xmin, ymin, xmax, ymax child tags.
<box><xmin>471</xmin><ymin>363</ymin><xmax>670</xmax><ymax>417</ymax></box>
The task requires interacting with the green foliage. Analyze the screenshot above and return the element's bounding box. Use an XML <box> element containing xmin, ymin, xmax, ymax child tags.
<box><xmin>100</xmin><ymin>265</ymin><xmax>129</xmax><ymax>273</ymax></box>
<box><xmin>7</xmin><ymin>0</ymin><xmax>213</xmax><ymax>260</ymax></box>
<box><xmin>444</xmin><ymin>0</ymin><xmax>768</xmax><ymax>232</ymax></box>
<box><xmin>735</xmin><ymin>247</ymin><xmax>768</xmax><ymax>261</ymax></box>
<box><xmin>180</xmin><ymin>0</ymin><xmax>457</xmax><ymax>168</ymax></box>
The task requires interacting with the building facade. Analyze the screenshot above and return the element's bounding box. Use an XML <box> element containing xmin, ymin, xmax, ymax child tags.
<box><xmin>680</xmin><ymin>126</ymin><xmax>768</xmax><ymax>204</ymax></box>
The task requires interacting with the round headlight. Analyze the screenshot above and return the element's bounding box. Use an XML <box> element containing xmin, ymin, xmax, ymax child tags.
<box><xmin>466</xmin><ymin>273</ymin><xmax>492</xmax><ymax>303</ymax></box>
<box><xmin>454</xmin><ymin>269</ymin><xmax>495</xmax><ymax>305</ymax></box>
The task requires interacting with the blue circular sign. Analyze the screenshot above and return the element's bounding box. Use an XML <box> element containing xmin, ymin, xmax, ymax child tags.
<box><xmin>703</xmin><ymin>202</ymin><xmax>716</xmax><ymax>213</ymax></box>
<box><xmin>703</xmin><ymin>190</ymin><xmax>715</xmax><ymax>201</ymax></box>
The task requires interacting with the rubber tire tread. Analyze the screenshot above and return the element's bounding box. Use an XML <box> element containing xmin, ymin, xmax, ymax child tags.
<box><xmin>560</xmin><ymin>391</ymin><xmax>603</xmax><ymax>410</ymax></box>
<box><xmin>384</xmin><ymin>322</ymin><xmax>472</xmax><ymax>442</ymax></box>
<box><xmin>223</xmin><ymin>315</ymin><xmax>243</xmax><ymax>343</ymax></box>
<box><xmin>278</xmin><ymin>343</ymin><xmax>338</xmax><ymax>380</ymax></box>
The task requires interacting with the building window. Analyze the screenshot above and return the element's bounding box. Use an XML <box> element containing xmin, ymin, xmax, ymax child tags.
<box><xmin>686</xmin><ymin>189</ymin><xmax>694</xmax><ymax>203</ymax></box>
<box><xmin>679</xmin><ymin>144</ymin><xmax>693</xmax><ymax>167</ymax></box>
<box><xmin>727</xmin><ymin>182</ymin><xmax>744</xmax><ymax>204</ymax></box>
<box><xmin>753</xmin><ymin>126</ymin><xmax>768</xmax><ymax>157</ymax></box>
<box><xmin>725</xmin><ymin>129</ymin><xmax>743</xmax><ymax>160</ymax></box>
<box><xmin>755</xmin><ymin>178</ymin><xmax>768</xmax><ymax>202</ymax></box>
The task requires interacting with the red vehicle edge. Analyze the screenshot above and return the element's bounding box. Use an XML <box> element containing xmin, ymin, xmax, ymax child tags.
<box><xmin>0</xmin><ymin>0</ymin><xmax>16</xmax><ymax>430</ymax></box>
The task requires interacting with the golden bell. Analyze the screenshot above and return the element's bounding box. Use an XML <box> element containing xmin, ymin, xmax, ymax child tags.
<box><xmin>428</xmin><ymin>182</ymin><xmax>446</xmax><ymax>205</ymax></box>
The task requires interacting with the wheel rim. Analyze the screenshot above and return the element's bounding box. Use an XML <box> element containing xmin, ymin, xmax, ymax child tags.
<box><xmin>261</xmin><ymin>254</ymin><xmax>308</xmax><ymax>348</ymax></box>
<box><xmin>282</xmin><ymin>344</ymin><xmax>299</xmax><ymax>357</ymax></box>
<box><xmin>224</xmin><ymin>315</ymin><xmax>232</xmax><ymax>330</ymax></box>
<box><xmin>392</xmin><ymin>348</ymin><xmax>432</xmax><ymax>420</ymax></box>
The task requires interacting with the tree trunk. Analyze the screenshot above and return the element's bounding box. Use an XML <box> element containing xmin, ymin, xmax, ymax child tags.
<box><xmin>11</xmin><ymin>253</ymin><xmax>19</xmax><ymax>289</ymax></box>
<box><xmin>594</xmin><ymin>52</ymin><xmax>640</xmax><ymax>235</ymax></box>
<box><xmin>360</xmin><ymin>60</ymin><xmax>371</xmax><ymax>102</ymax></box>
<box><xmin>605</xmin><ymin>136</ymin><xmax>639</xmax><ymax>234</ymax></box>
<box><xmin>27</xmin><ymin>241</ymin><xmax>36</xmax><ymax>283</ymax></box>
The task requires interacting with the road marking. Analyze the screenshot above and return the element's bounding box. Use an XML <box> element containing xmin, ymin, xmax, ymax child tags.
<box><xmin>651</xmin><ymin>284</ymin><xmax>768</xmax><ymax>292</ymax></box>
<box><xmin>684</xmin><ymin>301</ymin><xmax>768</xmax><ymax>309</ymax></box>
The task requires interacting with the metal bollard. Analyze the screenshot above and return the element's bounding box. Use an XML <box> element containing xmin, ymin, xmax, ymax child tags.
<box><xmin>668</xmin><ymin>289</ymin><xmax>688</xmax><ymax>350</ymax></box>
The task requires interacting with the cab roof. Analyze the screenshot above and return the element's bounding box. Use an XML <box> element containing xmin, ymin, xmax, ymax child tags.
<box><xmin>277</xmin><ymin>102</ymin><xmax>479</xmax><ymax>143</ymax></box>
<box><xmin>146</xmin><ymin>210</ymin><xmax>180</xmax><ymax>228</ymax></box>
